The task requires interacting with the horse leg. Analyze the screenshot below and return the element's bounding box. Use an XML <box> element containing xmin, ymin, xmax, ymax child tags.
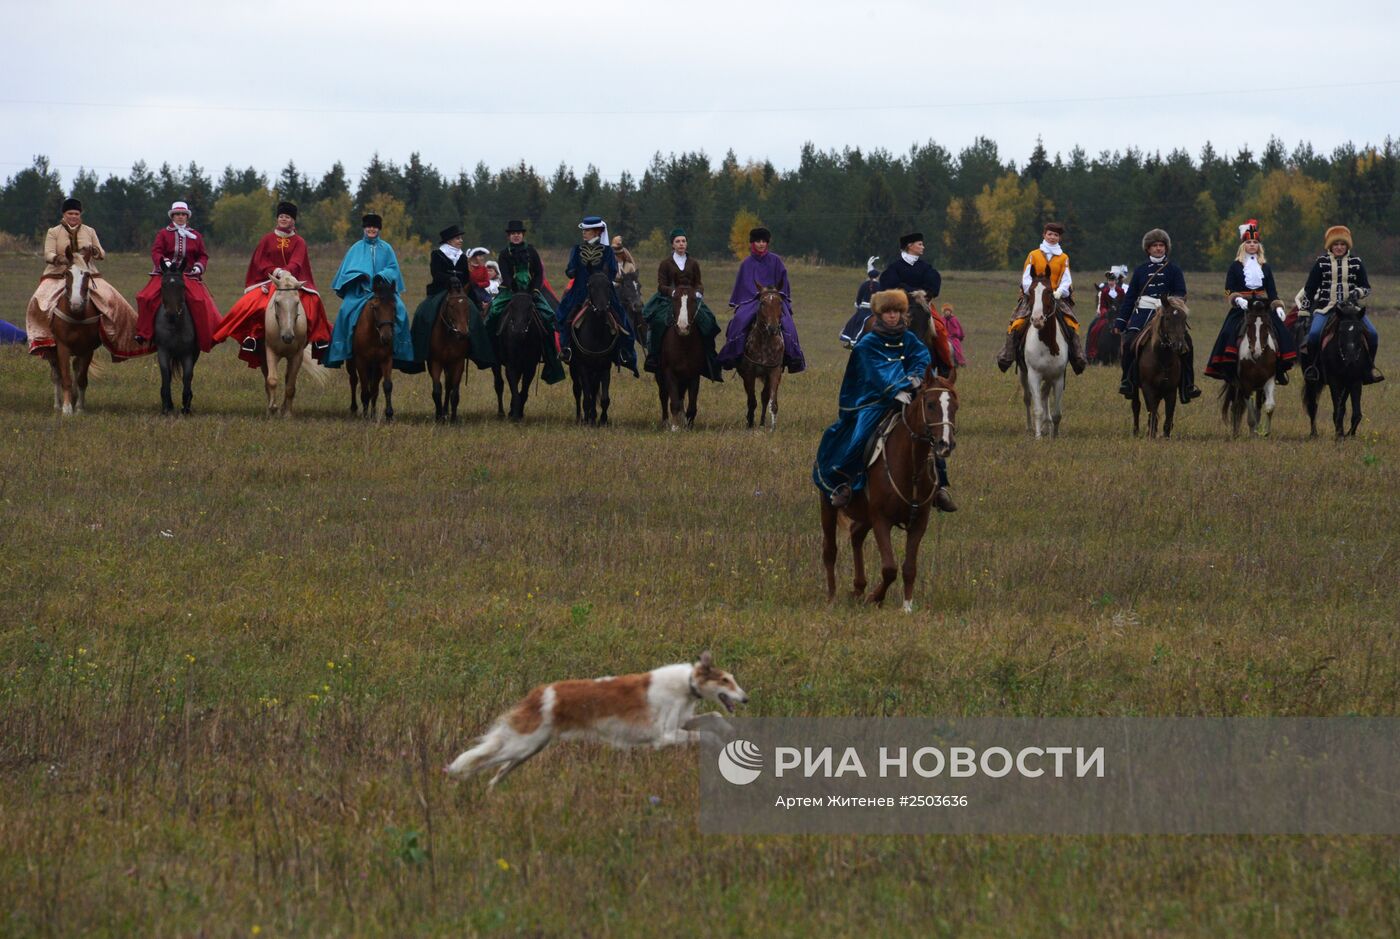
<box><xmin>598</xmin><ymin>368</ymin><xmax>610</xmax><ymax>427</ymax></box>
<box><xmin>866</xmin><ymin>518</ymin><xmax>898</xmax><ymax>607</ymax></box>
<box><xmin>1021</xmin><ymin>372</ymin><xmax>1034</xmax><ymax>435</ymax></box>
<box><xmin>382</xmin><ymin>361</ymin><xmax>395</xmax><ymax>423</ymax></box>
<box><xmin>492</xmin><ymin>364</ymin><xmax>505</xmax><ymax>419</ymax></box>
<box><xmin>850</xmin><ymin>522</ymin><xmax>870</xmax><ymax>599</ymax></box>
<box><xmin>1050</xmin><ymin>375</ymin><xmax>1064</xmax><ymax>438</ymax></box>
<box><xmin>73</xmin><ymin>351</ymin><xmax>91</xmax><ymax>412</ymax></box>
<box><xmin>1145</xmin><ymin>389</ymin><xmax>1159</xmax><ymax>439</ymax></box>
<box><xmin>55</xmin><ymin>344</ymin><xmax>77</xmax><ymax>415</ymax></box>
<box><xmin>1348</xmin><ymin>383</ymin><xmax>1362</xmax><ymax>437</ymax></box>
<box><xmin>744</xmin><ymin>371</ymin><xmax>757</xmax><ymax>428</ymax></box>
<box><xmin>657</xmin><ymin>371</ymin><xmax>670</xmax><ymax>427</ymax></box>
<box><xmin>48</xmin><ymin>356</ymin><xmax>61</xmax><ymax>411</ymax></box>
<box><xmin>180</xmin><ymin>350</ymin><xmax>197</xmax><ymax>415</ymax></box>
<box><xmin>1259</xmin><ymin>381</ymin><xmax>1274</xmax><ymax>438</ymax></box>
<box><xmin>263</xmin><ymin>353</ymin><xmax>280</xmax><ymax>414</ymax></box>
<box><xmin>767</xmin><ymin>371</ymin><xmax>780</xmax><ymax>431</ymax></box>
<box><xmin>348</xmin><ymin>362</ymin><xmax>360</xmax><ymax>415</ymax></box>
<box><xmin>282</xmin><ymin>348</ymin><xmax>301</xmax><ymax>417</ymax></box>
<box><xmin>900</xmin><ymin>508</ymin><xmax>932</xmax><ymax>613</ymax></box>
<box><xmin>685</xmin><ymin>376</ymin><xmax>699</xmax><ymax>429</ymax></box>
<box><xmin>1162</xmin><ymin>389</ymin><xmax>1176</xmax><ymax>439</ymax></box>
<box><xmin>157</xmin><ymin>346</ymin><xmax>175</xmax><ymax>415</ymax></box>
<box><xmin>821</xmin><ymin>500</ymin><xmax>839</xmax><ymax>603</ymax></box>
<box><xmin>429</xmin><ymin>359</ymin><xmax>444</xmax><ymax>422</ymax></box>
<box><xmin>1131</xmin><ymin>389</ymin><xmax>1141</xmax><ymax>437</ymax></box>
<box><xmin>449</xmin><ymin>358</ymin><xmax>464</xmax><ymax>423</ymax></box>
<box><xmin>1330</xmin><ymin>381</ymin><xmax>1345</xmax><ymax>439</ymax></box>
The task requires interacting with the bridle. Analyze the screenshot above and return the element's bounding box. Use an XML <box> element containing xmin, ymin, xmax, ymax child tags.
<box><xmin>51</xmin><ymin>267</ymin><xmax>100</xmax><ymax>326</ymax></box>
<box><xmin>882</xmin><ymin>384</ymin><xmax>956</xmax><ymax>514</ymax></box>
<box><xmin>743</xmin><ymin>288</ymin><xmax>785</xmax><ymax>369</ymax></box>
<box><xmin>571</xmin><ymin>277</ymin><xmax>620</xmax><ymax>357</ymax></box>
<box><xmin>440</xmin><ymin>292</ymin><xmax>472</xmax><ymax>340</ymax></box>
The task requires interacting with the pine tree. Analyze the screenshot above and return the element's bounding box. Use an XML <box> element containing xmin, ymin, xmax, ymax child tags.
<box><xmin>847</xmin><ymin>175</ymin><xmax>896</xmax><ymax>264</ymax></box>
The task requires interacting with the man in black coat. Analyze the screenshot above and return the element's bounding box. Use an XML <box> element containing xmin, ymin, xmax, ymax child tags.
<box><xmin>878</xmin><ymin>232</ymin><xmax>942</xmax><ymax>298</ymax></box>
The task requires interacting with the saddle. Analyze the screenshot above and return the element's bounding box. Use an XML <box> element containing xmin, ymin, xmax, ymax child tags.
<box><xmin>863</xmin><ymin>409</ymin><xmax>901</xmax><ymax>468</ymax></box>
<box><xmin>571</xmin><ymin>301</ymin><xmax>624</xmax><ymax>334</ymax></box>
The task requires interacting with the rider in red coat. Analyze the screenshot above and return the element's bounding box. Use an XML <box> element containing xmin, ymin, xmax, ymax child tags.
<box><xmin>213</xmin><ymin>201</ymin><xmax>332</xmax><ymax>366</ymax></box>
<box><xmin>134</xmin><ymin>201</ymin><xmax>222</xmax><ymax>351</ymax></box>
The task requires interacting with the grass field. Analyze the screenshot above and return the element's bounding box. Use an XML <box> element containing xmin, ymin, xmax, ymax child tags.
<box><xmin>1</xmin><ymin>247</ymin><xmax>1397</xmax><ymax>937</ymax></box>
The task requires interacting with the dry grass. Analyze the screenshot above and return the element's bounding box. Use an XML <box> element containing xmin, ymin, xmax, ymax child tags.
<box><xmin>1</xmin><ymin>250</ymin><xmax>1397</xmax><ymax>937</ymax></box>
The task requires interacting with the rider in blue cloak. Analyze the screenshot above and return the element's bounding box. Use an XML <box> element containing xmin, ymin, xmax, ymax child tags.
<box><xmin>325</xmin><ymin>214</ymin><xmax>414</xmax><ymax>369</ymax></box>
<box><xmin>813</xmin><ymin>290</ymin><xmax>955</xmax><ymax>512</ymax></box>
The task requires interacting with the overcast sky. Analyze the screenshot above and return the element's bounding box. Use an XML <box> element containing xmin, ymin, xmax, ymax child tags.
<box><xmin>4</xmin><ymin>0</ymin><xmax>1398</xmax><ymax>188</ymax></box>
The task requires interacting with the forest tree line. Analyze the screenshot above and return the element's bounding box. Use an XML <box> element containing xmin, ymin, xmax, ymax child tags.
<box><xmin>2</xmin><ymin>135</ymin><xmax>1397</xmax><ymax>272</ymax></box>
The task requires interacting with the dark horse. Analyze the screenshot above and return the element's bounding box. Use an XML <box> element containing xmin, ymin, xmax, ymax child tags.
<box><xmin>656</xmin><ymin>285</ymin><xmax>705</xmax><ymax>430</ymax></box>
<box><xmin>154</xmin><ymin>262</ymin><xmax>199</xmax><ymax>415</ymax></box>
<box><xmin>821</xmin><ymin>370</ymin><xmax>958</xmax><ymax>611</ymax></box>
<box><xmin>1131</xmin><ymin>297</ymin><xmax>1189</xmax><ymax>438</ymax></box>
<box><xmin>348</xmin><ymin>275</ymin><xmax>397</xmax><ymax>421</ymax></box>
<box><xmin>491</xmin><ymin>291</ymin><xmax>548</xmax><ymax>422</ymax></box>
<box><xmin>739</xmin><ymin>285</ymin><xmax>785</xmax><ymax>430</ymax></box>
<box><xmin>1303</xmin><ymin>301</ymin><xmax>1368</xmax><ymax>438</ymax></box>
<box><xmin>617</xmin><ymin>268</ymin><xmax>646</xmax><ymax>350</ymax></box>
<box><xmin>569</xmin><ymin>271</ymin><xmax>620</xmax><ymax>427</ymax></box>
<box><xmin>429</xmin><ymin>278</ymin><xmax>473</xmax><ymax>422</ymax></box>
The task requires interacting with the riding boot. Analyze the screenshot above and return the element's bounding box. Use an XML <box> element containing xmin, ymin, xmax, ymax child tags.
<box><xmin>1179</xmin><ymin>335</ymin><xmax>1201</xmax><ymax>403</ymax></box>
<box><xmin>644</xmin><ymin>351</ymin><xmax>657</xmax><ymax>373</ymax></box>
<box><xmin>1364</xmin><ymin>336</ymin><xmax>1384</xmax><ymax>383</ymax></box>
<box><xmin>1275</xmin><ymin>361</ymin><xmax>1289</xmax><ymax>385</ymax></box>
<box><xmin>995</xmin><ymin>324</ymin><xmax>1022</xmax><ymax>372</ymax></box>
<box><xmin>1066</xmin><ymin>327</ymin><xmax>1088</xmax><ymax>375</ymax></box>
<box><xmin>558</xmin><ymin>321</ymin><xmax>573</xmax><ymax>364</ymax></box>
<box><xmin>1118</xmin><ymin>346</ymin><xmax>1135</xmax><ymax>398</ymax></box>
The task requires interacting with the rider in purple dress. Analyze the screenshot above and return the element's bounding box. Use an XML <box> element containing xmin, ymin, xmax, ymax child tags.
<box><xmin>717</xmin><ymin>227</ymin><xmax>806</xmax><ymax>373</ymax></box>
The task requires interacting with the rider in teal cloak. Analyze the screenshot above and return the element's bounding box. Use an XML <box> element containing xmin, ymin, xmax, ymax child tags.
<box><xmin>325</xmin><ymin>214</ymin><xmax>414</xmax><ymax>369</ymax></box>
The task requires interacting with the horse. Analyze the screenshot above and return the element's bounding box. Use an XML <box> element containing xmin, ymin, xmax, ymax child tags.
<box><xmin>262</xmin><ymin>270</ymin><xmax>322</xmax><ymax>417</ymax></box>
<box><xmin>1131</xmin><ymin>297</ymin><xmax>1190</xmax><ymax>439</ymax></box>
<box><xmin>151</xmin><ymin>262</ymin><xmax>199</xmax><ymax>416</ymax></box>
<box><xmin>1303</xmin><ymin>300</ymin><xmax>1368</xmax><ymax>438</ymax></box>
<box><xmin>490</xmin><ymin>291</ymin><xmax>548</xmax><ymax>423</ymax></box>
<box><xmin>569</xmin><ymin>271</ymin><xmax>619</xmax><ymax>427</ymax></box>
<box><xmin>738</xmin><ymin>285</ymin><xmax>785</xmax><ymax>430</ymax></box>
<box><xmin>820</xmin><ymin>370</ymin><xmax>958</xmax><ymax>612</ymax></box>
<box><xmin>47</xmin><ymin>245</ymin><xmax>102</xmax><ymax>415</ymax></box>
<box><xmin>656</xmin><ymin>285</ymin><xmax>704</xmax><ymax>431</ymax></box>
<box><xmin>1017</xmin><ymin>277</ymin><xmax>1068</xmax><ymax>439</ymax></box>
<box><xmin>348</xmin><ymin>275</ymin><xmax>397</xmax><ymax>421</ymax></box>
<box><xmin>1088</xmin><ymin>316</ymin><xmax>1120</xmax><ymax>365</ymax></box>
<box><xmin>1219</xmin><ymin>297</ymin><xmax>1279</xmax><ymax>438</ymax></box>
<box><xmin>429</xmin><ymin>278</ymin><xmax>473</xmax><ymax>423</ymax></box>
<box><xmin>617</xmin><ymin>268</ymin><xmax>646</xmax><ymax>350</ymax></box>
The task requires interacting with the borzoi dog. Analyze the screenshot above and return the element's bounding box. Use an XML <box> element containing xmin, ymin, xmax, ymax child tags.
<box><xmin>445</xmin><ymin>651</ymin><xmax>747</xmax><ymax>788</ymax></box>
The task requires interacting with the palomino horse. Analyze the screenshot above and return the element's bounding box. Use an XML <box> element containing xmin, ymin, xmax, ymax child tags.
<box><xmin>617</xmin><ymin>268</ymin><xmax>646</xmax><ymax>349</ymax></box>
<box><xmin>657</xmin><ymin>285</ymin><xmax>704</xmax><ymax>431</ymax></box>
<box><xmin>262</xmin><ymin>270</ymin><xmax>322</xmax><ymax>417</ymax></box>
<box><xmin>429</xmin><ymin>278</ymin><xmax>473</xmax><ymax>422</ymax></box>
<box><xmin>821</xmin><ymin>370</ymin><xmax>958</xmax><ymax>612</ymax></box>
<box><xmin>1220</xmin><ymin>297</ymin><xmax>1279</xmax><ymax>438</ymax></box>
<box><xmin>491</xmin><ymin>291</ymin><xmax>548</xmax><ymax>422</ymax></box>
<box><xmin>1018</xmin><ymin>276</ymin><xmax>1069</xmax><ymax>439</ymax></box>
<box><xmin>348</xmin><ymin>275</ymin><xmax>398</xmax><ymax>421</ymax></box>
<box><xmin>1131</xmin><ymin>297</ymin><xmax>1190</xmax><ymax>438</ymax></box>
<box><xmin>153</xmin><ymin>262</ymin><xmax>199</xmax><ymax>415</ymax></box>
<box><xmin>739</xmin><ymin>285</ymin><xmax>785</xmax><ymax>430</ymax></box>
<box><xmin>569</xmin><ymin>272</ymin><xmax>619</xmax><ymax>427</ymax></box>
<box><xmin>1303</xmin><ymin>300</ymin><xmax>1368</xmax><ymax>438</ymax></box>
<box><xmin>47</xmin><ymin>246</ymin><xmax>101</xmax><ymax>415</ymax></box>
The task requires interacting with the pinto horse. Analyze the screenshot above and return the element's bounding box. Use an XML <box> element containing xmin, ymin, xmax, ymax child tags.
<box><xmin>739</xmin><ymin>285</ymin><xmax>785</xmax><ymax>430</ymax></box>
<box><xmin>153</xmin><ymin>262</ymin><xmax>200</xmax><ymax>415</ymax></box>
<box><xmin>491</xmin><ymin>291</ymin><xmax>547</xmax><ymax>422</ymax></box>
<box><xmin>656</xmin><ymin>285</ymin><xmax>705</xmax><ymax>430</ymax></box>
<box><xmin>348</xmin><ymin>275</ymin><xmax>397</xmax><ymax>421</ymax></box>
<box><xmin>1131</xmin><ymin>296</ymin><xmax>1189</xmax><ymax>438</ymax></box>
<box><xmin>262</xmin><ymin>270</ymin><xmax>321</xmax><ymax>417</ymax></box>
<box><xmin>429</xmin><ymin>278</ymin><xmax>473</xmax><ymax>422</ymax></box>
<box><xmin>1220</xmin><ymin>298</ymin><xmax>1279</xmax><ymax>438</ymax></box>
<box><xmin>1018</xmin><ymin>277</ymin><xmax>1069</xmax><ymax>439</ymax></box>
<box><xmin>821</xmin><ymin>370</ymin><xmax>958</xmax><ymax>612</ymax></box>
<box><xmin>47</xmin><ymin>245</ymin><xmax>102</xmax><ymax>415</ymax></box>
<box><xmin>1304</xmin><ymin>300</ymin><xmax>1368</xmax><ymax>438</ymax></box>
<box><xmin>569</xmin><ymin>272</ymin><xmax>619</xmax><ymax>427</ymax></box>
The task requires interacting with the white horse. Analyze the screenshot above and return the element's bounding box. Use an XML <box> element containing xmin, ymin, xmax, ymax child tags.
<box><xmin>263</xmin><ymin>270</ymin><xmax>326</xmax><ymax>416</ymax></box>
<box><xmin>1019</xmin><ymin>279</ymin><xmax>1069</xmax><ymax>438</ymax></box>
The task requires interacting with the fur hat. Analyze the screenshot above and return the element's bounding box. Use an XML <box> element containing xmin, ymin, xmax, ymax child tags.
<box><xmin>168</xmin><ymin>201</ymin><xmax>191</xmax><ymax>218</ymax></box>
<box><xmin>871</xmin><ymin>290</ymin><xmax>909</xmax><ymax>317</ymax></box>
<box><xmin>1238</xmin><ymin>218</ymin><xmax>1260</xmax><ymax>243</ymax></box>
<box><xmin>1043</xmin><ymin>221</ymin><xmax>1065</xmax><ymax>236</ymax></box>
<box><xmin>62</xmin><ymin>198</ymin><xmax>82</xmax><ymax>213</ymax></box>
<box><xmin>276</xmin><ymin>201</ymin><xmax>298</xmax><ymax>219</ymax></box>
<box><xmin>1141</xmin><ymin>228</ymin><xmax>1171</xmax><ymax>253</ymax></box>
<box><xmin>361</xmin><ymin>214</ymin><xmax>382</xmax><ymax>229</ymax></box>
<box><xmin>1324</xmin><ymin>225</ymin><xmax>1353</xmax><ymax>250</ymax></box>
<box><xmin>899</xmin><ymin>232</ymin><xmax>924</xmax><ymax>249</ymax></box>
<box><xmin>749</xmin><ymin>227</ymin><xmax>771</xmax><ymax>243</ymax></box>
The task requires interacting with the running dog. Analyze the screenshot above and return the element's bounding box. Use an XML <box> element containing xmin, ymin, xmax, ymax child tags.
<box><xmin>445</xmin><ymin>651</ymin><xmax>747</xmax><ymax>788</ymax></box>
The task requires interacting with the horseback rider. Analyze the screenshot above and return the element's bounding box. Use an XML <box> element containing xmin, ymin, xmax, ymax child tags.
<box><xmin>610</xmin><ymin>234</ymin><xmax>639</xmax><ymax>282</ymax></box>
<box><xmin>718</xmin><ymin>227</ymin><xmax>806</xmax><ymax>373</ymax></box>
<box><xmin>1113</xmin><ymin>228</ymin><xmax>1200</xmax><ymax>402</ymax></box>
<box><xmin>1204</xmin><ymin>219</ymin><xmax>1296</xmax><ymax>385</ymax></box>
<box><xmin>324</xmin><ymin>214</ymin><xmax>415</xmax><ymax>369</ymax></box>
<box><xmin>134</xmin><ymin>201</ymin><xmax>222</xmax><ymax>353</ymax></box>
<box><xmin>641</xmin><ymin>228</ymin><xmax>722</xmax><ymax>381</ymax></box>
<box><xmin>487</xmin><ymin>219</ymin><xmax>565</xmax><ymax>383</ymax></box>
<box><xmin>214</xmin><ymin>201</ymin><xmax>332</xmax><ymax>367</ymax></box>
<box><xmin>996</xmin><ymin>222</ymin><xmax>1088</xmax><ymax>374</ymax></box>
<box><xmin>877</xmin><ymin>232</ymin><xmax>957</xmax><ymax>374</ymax></box>
<box><xmin>24</xmin><ymin>198</ymin><xmax>144</xmax><ymax>360</ymax></box>
<box><xmin>839</xmin><ymin>256</ymin><xmax>882</xmax><ymax>347</ymax></box>
<box><xmin>814</xmin><ymin>289</ymin><xmax>955</xmax><ymax>512</ymax></box>
<box><xmin>556</xmin><ymin>214</ymin><xmax>639</xmax><ymax>375</ymax></box>
<box><xmin>403</xmin><ymin>224</ymin><xmax>496</xmax><ymax>374</ymax></box>
<box><xmin>1300</xmin><ymin>225</ymin><xmax>1381</xmax><ymax>384</ymax></box>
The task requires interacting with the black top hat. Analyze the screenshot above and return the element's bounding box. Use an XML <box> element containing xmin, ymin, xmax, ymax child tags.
<box><xmin>439</xmin><ymin>224</ymin><xmax>465</xmax><ymax>243</ymax></box>
<box><xmin>505</xmin><ymin>219</ymin><xmax>527</xmax><ymax>233</ymax></box>
<box><xmin>899</xmin><ymin>232</ymin><xmax>924</xmax><ymax>249</ymax></box>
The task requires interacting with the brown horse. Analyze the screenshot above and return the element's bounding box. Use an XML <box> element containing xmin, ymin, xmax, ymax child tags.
<box><xmin>1131</xmin><ymin>297</ymin><xmax>1189</xmax><ymax>438</ymax></box>
<box><xmin>47</xmin><ymin>246</ymin><xmax>102</xmax><ymax>415</ymax></box>
<box><xmin>657</xmin><ymin>285</ymin><xmax>705</xmax><ymax>430</ymax></box>
<box><xmin>821</xmin><ymin>370</ymin><xmax>958</xmax><ymax>612</ymax></box>
<box><xmin>1220</xmin><ymin>298</ymin><xmax>1279</xmax><ymax>437</ymax></box>
<box><xmin>348</xmin><ymin>275</ymin><xmax>398</xmax><ymax>421</ymax></box>
<box><xmin>739</xmin><ymin>285</ymin><xmax>785</xmax><ymax>430</ymax></box>
<box><xmin>429</xmin><ymin>278</ymin><xmax>473</xmax><ymax>423</ymax></box>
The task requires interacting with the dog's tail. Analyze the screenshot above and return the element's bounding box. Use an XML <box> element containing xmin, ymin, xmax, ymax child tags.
<box><xmin>444</xmin><ymin>723</ymin><xmax>506</xmax><ymax>778</ymax></box>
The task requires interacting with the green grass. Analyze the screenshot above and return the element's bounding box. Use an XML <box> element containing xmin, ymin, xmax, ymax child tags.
<box><xmin>1</xmin><ymin>248</ymin><xmax>1397</xmax><ymax>937</ymax></box>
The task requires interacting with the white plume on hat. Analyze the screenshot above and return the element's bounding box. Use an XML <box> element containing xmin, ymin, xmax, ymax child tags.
<box><xmin>866</xmin><ymin>255</ymin><xmax>880</xmax><ymax>276</ymax></box>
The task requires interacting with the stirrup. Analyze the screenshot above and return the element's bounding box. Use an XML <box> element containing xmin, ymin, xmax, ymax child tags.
<box><xmin>829</xmin><ymin>484</ymin><xmax>852</xmax><ymax>508</ymax></box>
<box><xmin>1303</xmin><ymin>365</ymin><xmax>1320</xmax><ymax>382</ymax></box>
<box><xmin>241</xmin><ymin>337</ymin><xmax>259</xmax><ymax>353</ymax></box>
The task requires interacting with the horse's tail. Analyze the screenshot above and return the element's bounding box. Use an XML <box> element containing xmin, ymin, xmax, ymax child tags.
<box><xmin>299</xmin><ymin>346</ymin><xmax>331</xmax><ymax>387</ymax></box>
<box><xmin>1218</xmin><ymin>382</ymin><xmax>1235</xmax><ymax>424</ymax></box>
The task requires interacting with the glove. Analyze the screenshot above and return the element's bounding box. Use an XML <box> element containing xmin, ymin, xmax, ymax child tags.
<box><xmin>272</xmin><ymin>267</ymin><xmax>286</xmax><ymax>279</ymax></box>
<box><xmin>1234</xmin><ymin>296</ymin><xmax>1248</xmax><ymax>310</ymax></box>
<box><xmin>895</xmin><ymin>391</ymin><xmax>913</xmax><ymax>405</ymax></box>
<box><xmin>189</xmin><ymin>264</ymin><xmax>203</xmax><ymax>276</ymax></box>
<box><xmin>1055</xmin><ymin>286</ymin><xmax>1070</xmax><ymax>299</ymax></box>
<box><xmin>907</xmin><ymin>374</ymin><xmax>923</xmax><ymax>389</ymax></box>
<box><xmin>1347</xmin><ymin>288</ymin><xmax>1361</xmax><ymax>302</ymax></box>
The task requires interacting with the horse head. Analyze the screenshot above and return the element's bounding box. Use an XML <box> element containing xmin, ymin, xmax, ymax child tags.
<box><xmin>369</xmin><ymin>275</ymin><xmax>396</xmax><ymax>346</ymax></box>
<box><xmin>1332</xmin><ymin>301</ymin><xmax>1368</xmax><ymax>369</ymax></box>
<box><xmin>671</xmin><ymin>285</ymin><xmax>697</xmax><ymax>336</ymax></box>
<box><xmin>1027</xmin><ymin>275</ymin><xmax>1054</xmax><ymax>329</ymax></box>
<box><xmin>1156</xmin><ymin>296</ymin><xmax>1190</xmax><ymax>356</ymax></box>
<box><xmin>584</xmin><ymin>271</ymin><xmax>613</xmax><ymax>319</ymax></box>
<box><xmin>160</xmin><ymin>262</ymin><xmax>186</xmax><ymax>318</ymax></box>
<box><xmin>268</xmin><ymin>273</ymin><xmax>305</xmax><ymax>345</ymax></box>
<box><xmin>911</xmin><ymin>367</ymin><xmax>958</xmax><ymax>459</ymax></box>
<box><xmin>441</xmin><ymin>276</ymin><xmax>473</xmax><ymax>339</ymax></box>
<box><xmin>618</xmin><ymin>270</ymin><xmax>644</xmax><ymax>316</ymax></box>
<box><xmin>756</xmin><ymin>285</ymin><xmax>784</xmax><ymax>332</ymax></box>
